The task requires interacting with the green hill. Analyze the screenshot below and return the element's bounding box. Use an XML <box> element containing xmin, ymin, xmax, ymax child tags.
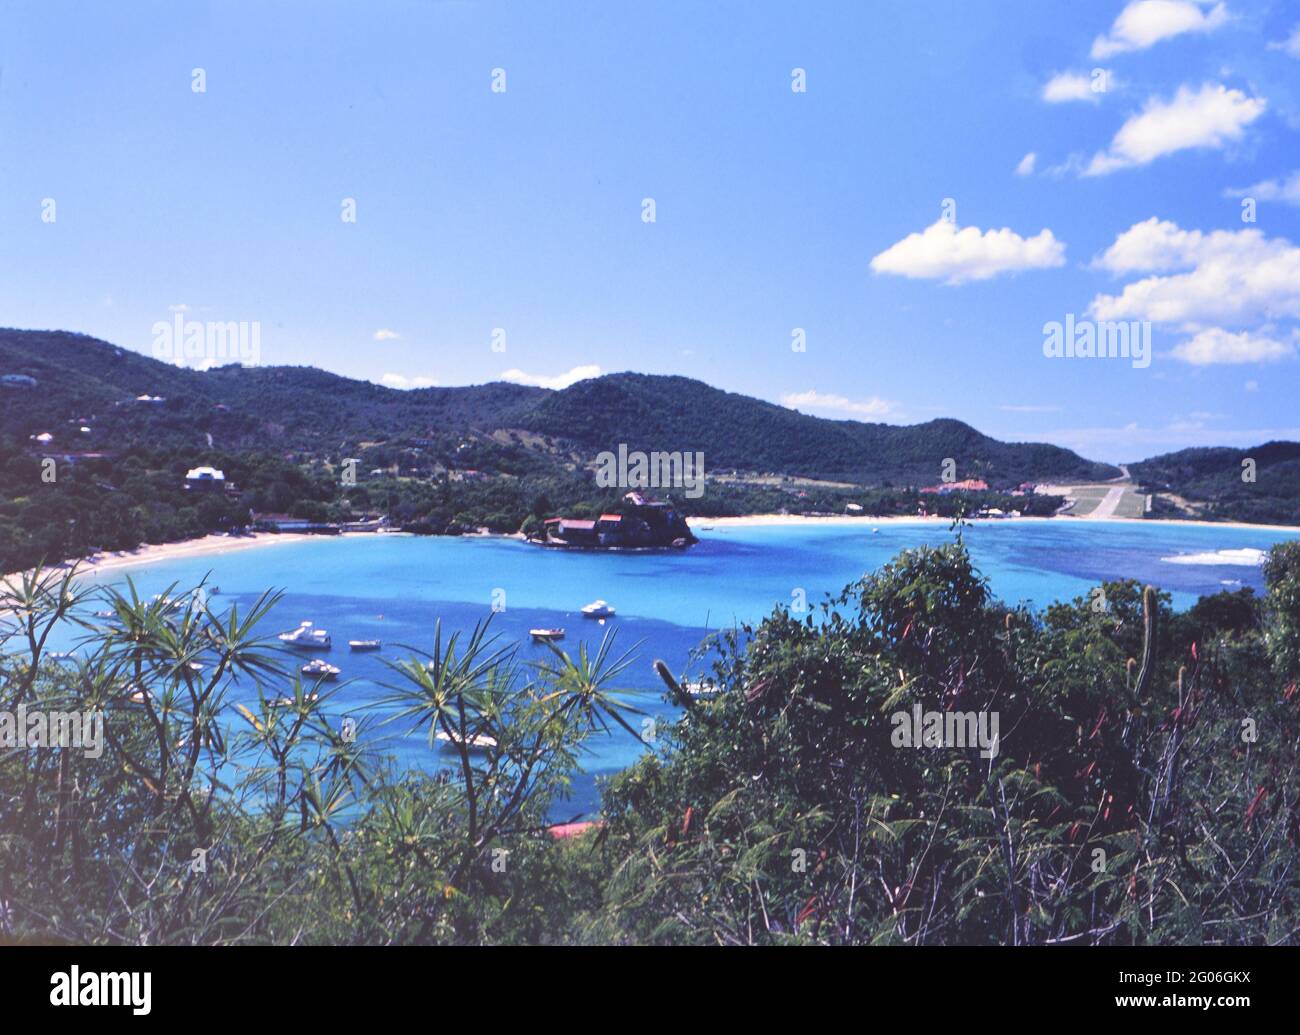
<box><xmin>0</xmin><ymin>329</ymin><xmax>546</xmax><ymax>450</ymax></box>
<box><xmin>521</xmin><ymin>372</ymin><xmax>1118</xmax><ymax>485</ymax></box>
<box><xmin>1131</xmin><ymin>442</ymin><xmax>1300</xmax><ymax>524</ymax></box>
<box><xmin>0</xmin><ymin>330</ymin><xmax>1117</xmax><ymax>486</ymax></box>
<box><xmin>5</xmin><ymin>326</ymin><xmax>1299</xmax><ymax>571</ymax></box>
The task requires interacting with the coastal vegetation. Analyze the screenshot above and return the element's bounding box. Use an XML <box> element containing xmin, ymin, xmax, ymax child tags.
<box><xmin>1132</xmin><ymin>443</ymin><xmax>1300</xmax><ymax>526</ymax></box>
<box><xmin>2</xmin><ymin>328</ymin><xmax>1296</xmax><ymax>576</ymax></box>
<box><xmin>3</xmin><ymin>536</ymin><xmax>1298</xmax><ymax>945</ymax></box>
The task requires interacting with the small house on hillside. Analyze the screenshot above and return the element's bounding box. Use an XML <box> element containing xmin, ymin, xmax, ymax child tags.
<box><xmin>184</xmin><ymin>466</ymin><xmax>226</xmax><ymax>491</ymax></box>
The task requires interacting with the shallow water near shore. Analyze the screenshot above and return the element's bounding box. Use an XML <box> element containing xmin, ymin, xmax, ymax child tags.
<box><xmin>55</xmin><ymin>520</ymin><xmax>1300</xmax><ymax>817</ymax></box>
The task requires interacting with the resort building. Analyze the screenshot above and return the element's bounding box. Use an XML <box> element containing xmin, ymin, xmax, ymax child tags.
<box><xmin>536</xmin><ymin>493</ymin><xmax>696</xmax><ymax>549</ymax></box>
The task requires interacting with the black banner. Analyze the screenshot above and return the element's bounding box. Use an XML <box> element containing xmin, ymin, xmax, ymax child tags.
<box><xmin>0</xmin><ymin>944</ymin><xmax>1285</xmax><ymax>1020</ymax></box>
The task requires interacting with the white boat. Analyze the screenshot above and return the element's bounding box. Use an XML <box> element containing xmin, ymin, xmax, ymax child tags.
<box><xmin>435</xmin><ymin>729</ymin><xmax>498</xmax><ymax>752</ymax></box>
<box><xmin>301</xmin><ymin>659</ymin><xmax>341</xmax><ymax>680</ymax></box>
<box><xmin>348</xmin><ymin>639</ymin><xmax>382</xmax><ymax>651</ymax></box>
<box><xmin>581</xmin><ymin>599</ymin><xmax>615</xmax><ymax>619</ymax></box>
<box><xmin>278</xmin><ymin>621</ymin><xmax>332</xmax><ymax>649</ymax></box>
<box><xmin>684</xmin><ymin>681</ymin><xmax>721</xmax><ymax>700</ymax></box>
<box><xmin>269</xmin><ymin>693</ymin><xmax>320</xmax><ymax>708</ymax></box>
<box><xmin>530</xmin><ymin>628</ymin><xmax>565</xmax><ymax>641</ymax></box>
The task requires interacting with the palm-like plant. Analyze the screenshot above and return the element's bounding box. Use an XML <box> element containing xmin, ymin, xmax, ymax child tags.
<box><xmin>533</xmin><ymin>627</ymin><xmax>646</xmax><ymax>741</ymax></box>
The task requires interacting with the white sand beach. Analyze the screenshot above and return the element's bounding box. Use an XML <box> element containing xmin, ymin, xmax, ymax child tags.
<box><xmin>6</xmin><ymin>531</ymin><xmax>403</xmax><ymax>581</ymax></box>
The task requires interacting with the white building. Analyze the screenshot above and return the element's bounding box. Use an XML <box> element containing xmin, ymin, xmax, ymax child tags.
<box><xmin>184</xmin><ymin>466</ymin><xmax>226</xmax><ymax>490</ymax></box>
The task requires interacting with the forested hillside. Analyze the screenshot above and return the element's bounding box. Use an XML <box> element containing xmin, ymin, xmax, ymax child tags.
<box><xmin>2</xmin><ymin>327</ymin><xmax>1296</xmax><ymax>574</ymax></box>
<box><xmin>1131</xmin><ymin>442</ymin><xmax>1300</xmax><ymax>525</ymax></box>
<box><xmin>2</xmin><ymin>330</ymin><xmax>1113</xmax><ymax>484</ymax></box>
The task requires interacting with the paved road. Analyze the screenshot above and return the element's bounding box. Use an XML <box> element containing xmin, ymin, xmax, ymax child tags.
<box><xmin>1091</xmin><ymin>485</ymin><xmax>1127</xmax><ymax>519</ymax></box>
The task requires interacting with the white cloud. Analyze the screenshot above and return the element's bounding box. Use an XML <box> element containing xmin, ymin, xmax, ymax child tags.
<box><xmin>1084</xmin><ymin>83</ymin><xmax>1265</xmax><ymax>176</ymax></box>
<box><xmin>379</xmin><ymin>373</ymin><xmax>439</xmax><ymax>389</ymax></box>
<box><xmin>1092</xmin><ymin>217</ymin><xmax>1207</xmax><ymax>273</ymax></box>
<box><xmin>1091</xmin><ymin>1</ymin><xmax>1229</xmax><ymax>59</ymax></box>
<box><xmin>1170</xmin><ymin>327</ymin><xmax>1295</xmax><ymax>364</ymax></box>
<box><xmin>373</xmin><ymin>329</ymin><xmax>401</xmax><ymax>341</ymax></box>
<box><xmin>500</xmin><ymin>364</ymin><xmax>601</xmax><ymax>389</ymax></box>
<box><xmin>1268</xmin><ymin>24</ymin><xmax>1300</xmax><ymax>58</ymax></box>
<box><xmin>1015</xmin><ymin>152</ymin><xmax>1037</xmax><ymax>176</ymax></box>
<box><xmin>780</xmin><ymin>390</ymin><xmax>897</xmax><ymax>418</ymax></box>
<box><xmin>1225</xmin><ymin>170</ymin><xmax>1300</xmax><ymax>206</ymax></box>
<box><xmin>1043</xmin><ymin>72</ymin><xmax>1101</xmax><ymax>103</ymax></box>
<box><xmin>869</xmin><ymin>219</ymin><xmax>1065</xmax><ymax>284</ymax></box>
<box><xmin>1090</xmin><ymin>218</ymin><xmax>1300</xmax><ymax>326</ymax></box>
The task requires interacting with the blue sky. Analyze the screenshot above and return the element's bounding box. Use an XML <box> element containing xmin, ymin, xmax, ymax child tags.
<box><xmin>2</xmin><ymin>0</ymin><xmax>1298</xmax><ymax>463</ymax></box>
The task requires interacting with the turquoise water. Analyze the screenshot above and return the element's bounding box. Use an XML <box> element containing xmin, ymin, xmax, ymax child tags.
<box><xmin>57</xmin><ymin>520</ymin><xmax>1300</xmax><ymax>816</ymax></box>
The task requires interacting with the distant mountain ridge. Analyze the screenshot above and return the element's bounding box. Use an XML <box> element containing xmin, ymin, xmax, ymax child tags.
<box><xmin>0</xmin><ymin>328</ymin><xmax>1125</xmax><ymax>487</ymax></box>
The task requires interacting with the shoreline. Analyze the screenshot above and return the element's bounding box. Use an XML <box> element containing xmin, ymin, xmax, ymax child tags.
<box><xmin>7</xmin><ymin>531</ymin><xmax>405</xmax><ymax>581</ymax></box>
<box><xmin>697</xmin><ymin>513</ymin><xmax>1300</xmax><ymax>535</ymax></box>
<box><xmin>10</xmin><ymin>511</ymin><xmax>1300</xmax><ymax>583</ymax></box>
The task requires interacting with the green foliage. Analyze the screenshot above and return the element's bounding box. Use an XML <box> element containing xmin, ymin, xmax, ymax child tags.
<box><xmin>3</xmin><ymin>540</ymin><xmax>1299</xmax><ymax>945</ymax></box>
<box><xmin>591</xmin><ymin>544</ymin><xmax>1300</xmax><ymax>945</ymax></box>
<box><xmin>1265</xmin><ymin>541</ymin><xmax>1300</xmax><ymax>680</ymax></box>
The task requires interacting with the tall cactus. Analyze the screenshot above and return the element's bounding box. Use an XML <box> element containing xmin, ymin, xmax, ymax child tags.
<box><xmin>1133</xmin><ymin>584</ymin><xmax>1158</xmax><ymax>701</ymax></box>
<box><xmin>654</xmin><ymin>658</ymin><xmax>695</xmax><ymax>710</ymax></box>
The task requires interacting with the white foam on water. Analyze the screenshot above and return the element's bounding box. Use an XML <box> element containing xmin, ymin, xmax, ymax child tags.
<box><xmin>1161</xmin><ymin>547</ymin><xmax>1267</xmax><ymax>567</ymax></box>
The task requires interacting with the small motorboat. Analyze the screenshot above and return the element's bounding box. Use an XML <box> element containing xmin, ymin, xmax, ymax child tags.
<box><xmin>435</xmin><ymin>729</ymin><xmax>498</xmax><ymax>752</ymax></box>
<box><xmin>269</xmin><ymin>693</ymin><xmax>320</xmax><ymax>708</ymax></box>
<box><xmin>581</xmin><ymin>599</ymin><xmax>615</xmax><ymax>619</ymax></box>
<box><xmin>279</xmin><ymin>621</ymin><xmax>332</xmax><ymax>649</ymax></box>
<box><xmin>348</xmin><ymin>639</ymin><xmax>382</xmax><ymax>651</ymax></box>
<box><xmin>301</xmin><ymin>659</ymin><xmax>341</xmax><ymax>680</ymax></box>
<box><xmin>530</xmin><ymin>628</ymin><xmax>565</xmax><ymax>642</ymax></box>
